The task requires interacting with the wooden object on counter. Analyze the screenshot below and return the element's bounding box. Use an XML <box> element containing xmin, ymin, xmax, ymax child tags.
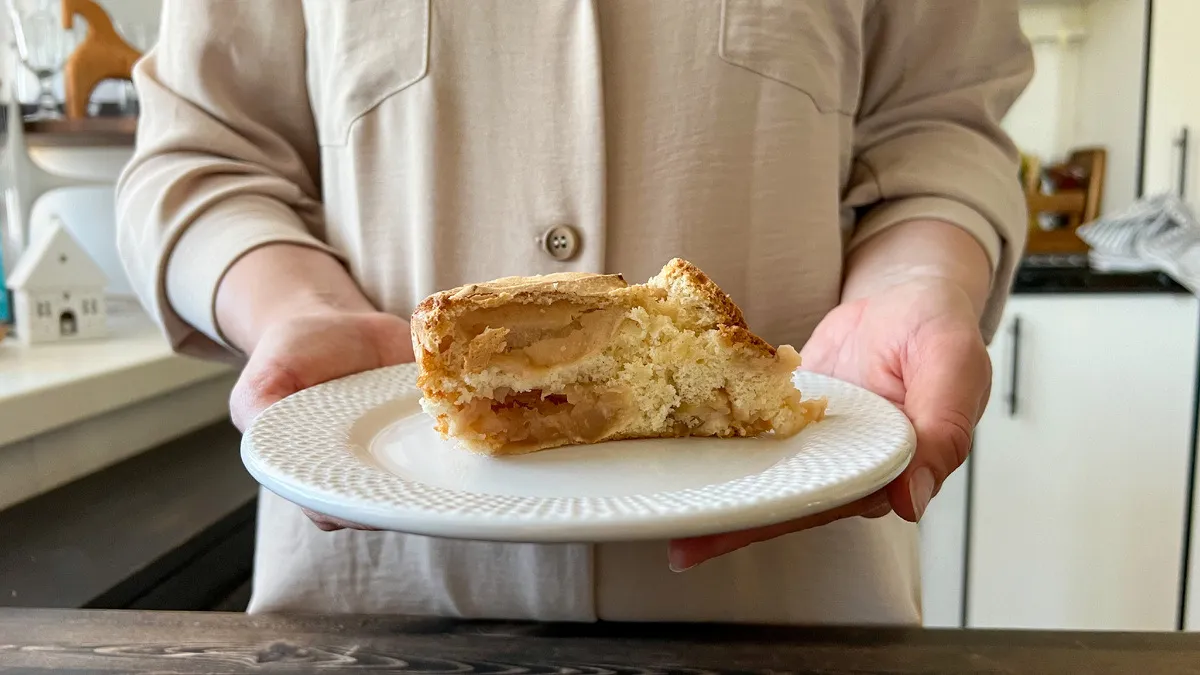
<box><xmin>3</xmin><ymin>609</ymin><xmax>1200</xmax><ymax>673</ymax></box>
<box><xmin>1023</xmin><ymin>147</ymin><xmax>1107</xmax><ymax>255</ymax></box>
<box><xmin>60</xmin><ymin>0</ymin><xmax>143</xmax><ymax>120</ymax></box>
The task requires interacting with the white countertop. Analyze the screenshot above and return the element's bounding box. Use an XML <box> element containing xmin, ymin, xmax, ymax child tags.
<box><xmin>0</xmin><ymin>303</ymin><xmax>233</xmax><ymax>448</ymax></box>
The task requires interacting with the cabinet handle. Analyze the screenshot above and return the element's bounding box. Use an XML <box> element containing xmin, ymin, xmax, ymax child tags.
<box><xmin>1007</xmin><ymin>316</ymin><xmax>1022</xmax><ymax>417</ymax></box>
<box><xmin>1177</xmin><ymin>127</ymin><xmax>1191</xmax><ymax>199</ymax></box>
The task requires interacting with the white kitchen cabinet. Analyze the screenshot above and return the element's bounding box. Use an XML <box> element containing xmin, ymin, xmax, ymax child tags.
<box><xmin>965</xmin><ymin>294</ymin><xmax>1199</xmax><ymax>631</ymax></box>
<box><xmin>1143</xmin><ymin>0</ymin><xmax>1200</xmax><ymax>202</ymax></box>
<box><xmin>1186</xmin><ymin>420</ymin><xmax>1200</xmax><ymax>630</ymax></box>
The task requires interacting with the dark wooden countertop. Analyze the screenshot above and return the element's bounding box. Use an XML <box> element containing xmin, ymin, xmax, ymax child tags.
<box><xmin>2</xmin><ymin>609</ymin><xmax>1200</xmax><ymax>674</ymax></box>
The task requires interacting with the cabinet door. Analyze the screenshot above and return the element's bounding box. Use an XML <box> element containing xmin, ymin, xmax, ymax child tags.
<box><xmin>919</xmin><ymin>457</ymin><xmax>970</xmax><ymax>627</ymax></box>
<box><xmin>1143</xmin><ymin>0</ymin><xmax>1200</xmax><ymax>201</ymax></box>
<box><xmin>967</xmin><ymin>295</ymin><xmax>1199</xmax><ymax>631</ymax></box>
<box><xmin>1187</xmin><ymin>427</ymin><xmax>1200</xmax><ymax>630</ymax></box>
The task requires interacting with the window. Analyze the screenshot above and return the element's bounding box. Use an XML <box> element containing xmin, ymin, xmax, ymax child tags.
<box><xmin>35</xmin><ymin>301</ymin><xmax>51</xmax><ymax>317</ymax></box>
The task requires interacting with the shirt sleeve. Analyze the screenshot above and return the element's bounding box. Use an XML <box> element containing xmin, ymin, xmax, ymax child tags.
<box><xmin>115</xmin><ymin>0</ymin><xmax>339</xmax><ymax>362</ymax></box>
<box><xmin>842</xmin><ymin>0</ymin><xmax>1035</xmax><ymax>341</ymax></box>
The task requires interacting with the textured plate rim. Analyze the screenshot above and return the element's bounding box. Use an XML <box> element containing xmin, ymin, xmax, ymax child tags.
<box><xmin>241</xmin><ymin>363</ymin><xmax>916</xmax><ymax>542</ymax></box>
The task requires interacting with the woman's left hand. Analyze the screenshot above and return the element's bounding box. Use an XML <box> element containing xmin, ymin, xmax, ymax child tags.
<box><xmin>667</xmin><ymin>275</ymin><xmax>992</xmax><ymax>572</ymax></box>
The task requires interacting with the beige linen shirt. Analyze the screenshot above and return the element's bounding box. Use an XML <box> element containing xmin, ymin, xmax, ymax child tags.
<box><xmin>116</xmin><ymin>0</ymin><xmax>1032</xmax><ymax>623</ymax></box>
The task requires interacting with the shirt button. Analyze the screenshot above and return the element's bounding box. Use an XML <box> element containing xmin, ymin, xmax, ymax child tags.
<box><xmin>542</xmin><ymin>224</ymin><xmax>580</xmax><ymax>261</ymax></box>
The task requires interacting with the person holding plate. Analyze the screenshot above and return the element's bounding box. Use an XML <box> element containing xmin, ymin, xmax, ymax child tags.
<box><xmin>116</xmin><ymin>1</ymin><xmax>1033</xmax><ymax>623</ymax></box>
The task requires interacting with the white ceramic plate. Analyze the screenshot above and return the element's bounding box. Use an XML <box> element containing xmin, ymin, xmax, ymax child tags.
<box><xmin>241</xmin><ymin>363</ymin><xmax>915</xmax><ymax>542</ymax></box>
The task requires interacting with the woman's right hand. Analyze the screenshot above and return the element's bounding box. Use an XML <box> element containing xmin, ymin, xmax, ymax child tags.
<box><xmin>213</xmin><ymin>243</ymin><xmax>415</xmax><ymax>530</ymax></box>
<box><xmin>229</xmin><ymin>308</ymin><xmax>415</xmax><ymax>530</ymax></box>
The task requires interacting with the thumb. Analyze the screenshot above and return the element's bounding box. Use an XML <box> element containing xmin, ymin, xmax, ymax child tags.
<box><xmin>356</xmin><ymin>313</ymin><xmax>417</xmax><ymax>366</ymax></box>
<box><xmin>888</xmin><ymin>330</ymin><xmax>990</xmax><ymax>522</ymax></box>
<box><xmin>229</xmin><ymin>361</ymin><xmax>305</xmax><ymax>432</ymax></box>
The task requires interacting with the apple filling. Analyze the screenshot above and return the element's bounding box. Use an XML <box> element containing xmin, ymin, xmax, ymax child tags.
<box><xmin>449</xmin><ymin>386</ymin><xmax>632</xmax><ymax>452</ymax></box>
<box><xmin>457</xmin><ymin>303</ymin><xmax>626</xmax><ymax>372</ymax></box>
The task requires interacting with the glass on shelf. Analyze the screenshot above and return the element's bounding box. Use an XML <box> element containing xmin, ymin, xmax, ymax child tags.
<box><xmin>6</xmin><ymin>0</ymin><xmax>77</xmax><ymax>120</ymax></box>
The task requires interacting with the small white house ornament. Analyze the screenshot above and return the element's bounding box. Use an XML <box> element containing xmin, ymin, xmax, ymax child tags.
<box><xmin>5</xmin><ymin>218</ymin><xmax>108</xmax><ymax>345</ymax></box>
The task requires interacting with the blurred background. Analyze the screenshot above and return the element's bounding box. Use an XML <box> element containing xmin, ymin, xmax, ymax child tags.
<box><xmin>0</xmin><ymin>0</ymin><xmax>249</xmax><ymax>614</ymax></box>
<box><xmin>1</xmin><ymin>0</ymin><xmax>1199</xmax><ymax>634</ymax></box>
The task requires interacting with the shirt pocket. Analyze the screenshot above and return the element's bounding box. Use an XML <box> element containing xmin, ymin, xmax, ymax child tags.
<box><xmin>304</xmin><ymin>0</ymin><xmax>431</xmax><ymax>146</ymax></box>
<box><xmin>718</xmin><ymin>0</ymin><xmax>864</xmax><ymax>116</ymax></box>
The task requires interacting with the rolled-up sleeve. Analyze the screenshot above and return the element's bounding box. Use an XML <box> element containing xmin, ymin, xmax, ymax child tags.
<box><xmin>115</xmin><ymin>0</ymin><xmax>338</xmax><ymax>361</ymax></box>
<box><xmin>842</xmin><ymin>0</ymin><xmax>1034</xmax><ymax>341</ymax></box>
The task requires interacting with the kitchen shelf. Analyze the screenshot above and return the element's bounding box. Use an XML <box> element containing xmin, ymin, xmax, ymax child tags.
<box><xmin>23</xmin><ymin>116</ymin><xmax>137</xmax><ymax>148</ymax></box>
<box><xmin>1021</xmin><ymin>0</ymin><xmax>1096</xmax><ymax>6</ymax></box>
<box><xmin>1027</xmin><ymin>191</ymin><xmax>1087</xmax><ymax>214</ymax></box>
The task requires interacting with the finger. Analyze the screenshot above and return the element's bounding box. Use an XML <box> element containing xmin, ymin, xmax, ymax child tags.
<box><xmin>888</xmin><ymin>332</ymin><xmax>989</xmax><ymax>523</ymax></box>
<box><xmin>359</xmin><ymin>313</ymin><xmax>418</xmax><ymax>366</ymax></box>
<box><xmin>229</xmin><ymin>360</ymin><xmax>306</xmax><ymax>431</ymax></box>
<box><xmin>667</xmin><ymin>490</ymin><xmax>889</xmax><ymax>572</ymax></box>
<box><xmin>302</xmin><ymin>508</ymin><xmax>378</xmax><ymax>531</ymax></box>
<box><xmin>309</xmin><ymin>516</ymin><xmax>346</xmax><ymax>532</ymax></box>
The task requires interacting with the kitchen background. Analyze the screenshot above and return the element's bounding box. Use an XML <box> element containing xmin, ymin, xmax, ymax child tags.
<box><xmin>2</xmin><ymin>0</ymin><xmax>1200</xmax><ymax>630</ymax></box>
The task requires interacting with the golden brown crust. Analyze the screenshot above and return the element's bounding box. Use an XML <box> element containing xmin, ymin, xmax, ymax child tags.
<box><xmin>654</xmin><ymin>258</ymin><xmax>747</xmax><ymax>328</ymax></box>
<box><xmin>717</xmin><ymin>325</ymin><xmax>777</xmax><ymax>358</ymax></box>
<box><xmin>652</xmin><ymin>258</ymin><xmax>777</xmax><ymax>356</ymax></box>
<box><xmin>416</xmin><ymin>271</ymin><xmax>627</xmax><ymax>316</ymax></box>
<box><xmin>411</xmin><ymin>258</ymin><xmax>780</xmax><ymax>368</ymax></box>
<box><xmin>411</xmin><ymin>272</ymin><xmax>628</xmax><ymax>355</ymax></box>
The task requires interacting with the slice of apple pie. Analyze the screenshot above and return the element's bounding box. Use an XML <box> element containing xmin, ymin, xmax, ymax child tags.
<box><xmin>410</xmin><ymin>258</ymin><xmax>826</xmax><ymax>456</ymax></box>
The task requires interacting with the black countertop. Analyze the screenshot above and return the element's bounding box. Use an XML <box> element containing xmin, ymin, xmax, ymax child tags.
<box><xmin>1012</xmin><ymin>262</ymin><xmax>1189</xmax><ymax>295</ymax></box>
<box><xmin>3</xmin><ymin>609</ymin><xmax>1200</xmax><ymax>674</ymax></box>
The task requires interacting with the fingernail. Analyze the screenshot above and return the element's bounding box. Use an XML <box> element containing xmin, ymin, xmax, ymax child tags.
<box><xmin>863</xmin><ymin>501</ymin><xmax>893</xmax><ymax>519</ymax></box>
<box><xmin>668</xmin><ymin>549</ymin><xmax>695</xmax><ymax>573</ymax></box>
<box><xmin>909</xmin><ymin>467</ymin><xmax>935</xmax><ymax>522</ymax></box>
